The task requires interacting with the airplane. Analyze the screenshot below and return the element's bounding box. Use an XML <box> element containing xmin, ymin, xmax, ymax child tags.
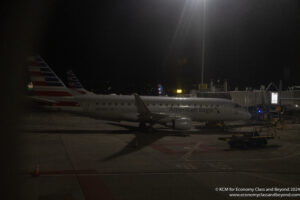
<box><xmin>66</xmin><ymin>70</ymin><xmax>94</xmax><ymax>96</ymax></box>
<box><xmin>27</xmin><ymin>55</ymin><xmax>251</xmax><ymax>130</ymax></box>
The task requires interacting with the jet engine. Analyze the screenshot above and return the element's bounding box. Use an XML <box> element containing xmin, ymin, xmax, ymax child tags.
<box><xmin>169</xmin><ymin>117</ymin><xmax>192</xmax><ymax>130</ymax></box>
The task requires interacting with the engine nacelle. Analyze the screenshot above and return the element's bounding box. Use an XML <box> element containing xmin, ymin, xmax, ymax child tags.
<box><xmin>171</xmin><ymin>117</ymin><xmax>192</xmax><ymax>130</ymax></box>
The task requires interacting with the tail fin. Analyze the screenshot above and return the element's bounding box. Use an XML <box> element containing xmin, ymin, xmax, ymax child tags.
<box><xmin>67</xmin><ymin>70</ymin><xmax>93</xmax><ymax>95</ymax></box>
<box><xmin>27</xmin><ymin>56</ymin><xmax>79</xmax><ymax>107</ymax></box>
<box><xmin>157</xmin><ymin>84</ymin><xmax>165</xmax><ymax>96</ymax></box>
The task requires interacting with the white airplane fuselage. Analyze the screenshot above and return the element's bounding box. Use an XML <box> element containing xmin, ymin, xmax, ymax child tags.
<box><xmin>27</xmin><ymin>56</ymin><xmax>251</xmax><ymax>127</ymax></box>
<box><xmin>76</xmin><ymin>95</ymin><xmax>251</xmax><ymax>122</ymax></box>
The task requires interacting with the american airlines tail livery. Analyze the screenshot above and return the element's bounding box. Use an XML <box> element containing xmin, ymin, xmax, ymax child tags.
<box><xmin>27</xmin><ymin>56</ymin><xmax>251</xmax><ymax>130</ymax></box>
<box><xmin>27</xmin><ymin>56</ymin><xmax>80</xmax><ymax>109</ymax></box>
<box><xmin>66</xmin><ymin>70</ymin><xmax>94</xmax><ymax>96</ymax></box>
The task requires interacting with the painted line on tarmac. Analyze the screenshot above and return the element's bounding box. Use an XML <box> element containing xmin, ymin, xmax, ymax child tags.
<box><xmin>206</xmin><ymin>162</ymin><xmax>233</xmax><ymax>170</ymax></box>
<box><xmin>78</xmin><ymin>175</ymin><xmax>115</xmax><ymax>200</ymax></box>
<box><xmin>176</xmin><ymin>163</ymin><xmax>197</xmax><ymax>170</ymax></box>
<box><xmin>29</xmin><ymin>170</ymin><xmax>300</xmax><ymax>177</ymax></box>
<box><xmin>181</xmin><ymin>141</ymin><xmax>203</xmax><ymax>161</ymax></box>
<box><xmin>60</xmin><ymin>135</ymin><xmax>115</xmax><ymax>200</ymax></box>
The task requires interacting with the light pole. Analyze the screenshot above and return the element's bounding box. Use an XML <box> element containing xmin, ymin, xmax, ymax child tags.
<box><xmin>201</xmin><ymin>0</ymin><xmax>206</xmax><ymax>85</ymax></box>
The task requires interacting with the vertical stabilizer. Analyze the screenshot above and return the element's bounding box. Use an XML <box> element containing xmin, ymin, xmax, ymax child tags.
<box><xmin>27</xmin><ymin>56</ymin><xmax>79</xmax><ymax>107</ymax></box>
<box><xmin>67</xmin><ymin>70</ymin><xmax>93</xmax><ymax>95</ymax></box>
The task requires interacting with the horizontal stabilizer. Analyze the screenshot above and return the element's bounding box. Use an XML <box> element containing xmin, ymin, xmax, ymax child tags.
<box><xmin>28</xmin><ymin>96</ymin><xmax>57</xmax><ymax>104</ymax></box>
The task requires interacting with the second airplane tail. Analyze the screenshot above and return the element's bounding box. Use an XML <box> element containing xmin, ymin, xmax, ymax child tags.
<box><xmin>67</xmin><ymin>70</ymin><xmax>93</xmax><ymax>95</ymax></box>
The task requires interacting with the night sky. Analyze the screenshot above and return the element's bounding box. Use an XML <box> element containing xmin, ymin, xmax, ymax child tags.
<box><xmin>38</xmin><ymin>0</ymin><xmax>300</xmax><ymax>94</ymax></box>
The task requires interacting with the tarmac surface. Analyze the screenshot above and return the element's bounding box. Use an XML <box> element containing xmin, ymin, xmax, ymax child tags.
<box><xmin>18</xmin><ymin>110</ymin><xmax>300</xmax><ymax>200</ymax></box>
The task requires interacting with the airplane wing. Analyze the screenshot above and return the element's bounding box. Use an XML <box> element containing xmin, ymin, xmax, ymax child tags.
<box><xmin>133</xmin><ymin>94</ymin><xmax>192</xmax><ymax>130</ymax></box>
<box><xmin>134</xmin><ymin>94</ymin><xmax>173</xmax><ymax>123</ymax></box>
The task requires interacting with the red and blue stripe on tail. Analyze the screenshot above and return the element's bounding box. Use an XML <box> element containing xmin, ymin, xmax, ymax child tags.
<box><xmin>27</xmin><ymin>56</ymin><xmax>80</xmax><ymax>107</ymax></box>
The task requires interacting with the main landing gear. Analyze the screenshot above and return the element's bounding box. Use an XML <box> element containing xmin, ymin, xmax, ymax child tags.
<box><xmin>139</xmin><ymin>122</ymin><xmax>154</xmax><ymax>132</ymax></box>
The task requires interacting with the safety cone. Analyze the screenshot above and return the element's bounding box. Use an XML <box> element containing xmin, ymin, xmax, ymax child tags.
<box><xmin>31</xmin><ymin>164</ymin><xmax>40</xmax><ymax>177</ymax></box>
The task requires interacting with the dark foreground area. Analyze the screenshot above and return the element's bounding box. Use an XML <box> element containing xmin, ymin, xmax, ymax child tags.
<box><xmin>18</xmin><ymin>110</ymin><xmax>300</xmax><ymax>200</ymax></box>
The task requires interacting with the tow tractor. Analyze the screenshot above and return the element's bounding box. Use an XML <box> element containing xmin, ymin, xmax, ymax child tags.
<box><xmin>218</xmin><ymin>130</ymin><xmax>275</xmax><ymax>149</ymax></box>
